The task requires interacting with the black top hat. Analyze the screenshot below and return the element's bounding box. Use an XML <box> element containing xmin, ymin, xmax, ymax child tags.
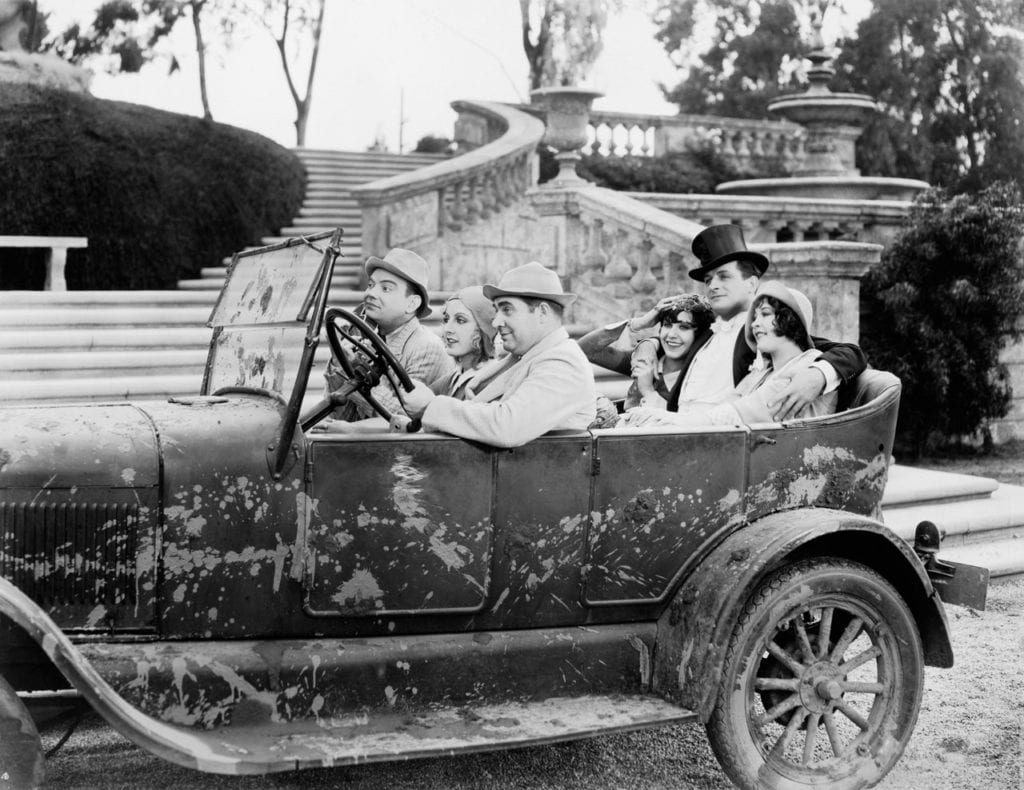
<box><xmin>688</xmin><ymin>224</ymin><xmax>770</xmax><ymax>282</ymax></box>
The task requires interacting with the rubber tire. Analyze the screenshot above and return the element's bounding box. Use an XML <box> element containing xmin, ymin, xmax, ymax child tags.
<box><xmin>0</xmin><ymin>672</ymin><xmax>45</xmax><ymax>790</ymax></box>
<box><xmin>706</xmin><ymin>558</ymin><xmax>924</xmax><ymax>790</ymax></box>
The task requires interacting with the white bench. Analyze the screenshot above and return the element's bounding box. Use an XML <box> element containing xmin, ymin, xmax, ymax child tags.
<box><xmin>0</xmin><ymin>235</ymin><xmax>88</xmax><ymax>290</ymax></box>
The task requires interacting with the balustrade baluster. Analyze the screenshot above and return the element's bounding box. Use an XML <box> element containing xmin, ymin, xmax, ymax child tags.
<box><xmin>582</xmin><ymin>218</ymin><xmax>610</xmax><ymax>278</ymax></box>
<box><xmin>623</xmin><ymin>125</ymin><xmax>636</xmax><ymax>156</ymax></box>
<box><xmin>465</xmin><ymin>175</ymin><xmax>482</xmax><ymax>224</ymax></box>
<box><xmin>437</xmin><ymin>187</ymin><xmax>448</xmax><ymax>235</ymax></box>
<box><xmin>734</xmin><ymin>131</ymin><xmax>752</xmax><ymax>172</ymax></box>
<box><xmin>447</xmin><ymin>180</ymin><xmax>465</xmax><ymax>231</ymax></box>
<box><xmin>629</xmin><ymin>237</ymin><xmax>658</xmax><ymax>296</ymax></box>
<box><xmin>478</xmin><ymin>172</ymin><xmax>493</xmax><ymax>220</ymax></box>
<box><xmin>640</xmin><ymin>126</ymin><xmax>653</xmax><ymax>157</ymax></box>
<box><xmin>605</xmin><ymin>229</ymin><xmax>633</xmax><ymax>282</ymax></box>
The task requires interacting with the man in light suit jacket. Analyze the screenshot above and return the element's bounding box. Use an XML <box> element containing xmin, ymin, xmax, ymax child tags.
<box><xmin>403</xmin><ymin>261</ymin><xmax>597</xmax><ymax>448</ymax></box>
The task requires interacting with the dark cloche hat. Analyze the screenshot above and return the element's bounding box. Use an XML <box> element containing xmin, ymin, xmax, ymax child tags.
<box><xmin>688</xmin><ymin>224</ymin><xmax>770</xmax><ymax>282</ymax></box>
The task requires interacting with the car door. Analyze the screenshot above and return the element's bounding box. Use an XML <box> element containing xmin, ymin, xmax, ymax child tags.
<box><xmin>305</xmin><ymin>433</ymin><xmax>494</xmax><ymax>617</ymax></box>
<box><xmin>584</xmin><ymin>426</ymin><xmax>748</xmax><ymax>606</ymax></box>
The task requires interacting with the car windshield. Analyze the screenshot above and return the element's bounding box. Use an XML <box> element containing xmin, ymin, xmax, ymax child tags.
<box><xmin>203</xmin><ymin>233</ymin><xmax>335</xmax><ymax>399</ymax></box>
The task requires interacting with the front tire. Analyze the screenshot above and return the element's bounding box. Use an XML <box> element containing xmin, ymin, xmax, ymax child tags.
<box><xmin>707</xmin><ymin>558</ymin><xmax>923</xmax><ymax>790</ymax></box>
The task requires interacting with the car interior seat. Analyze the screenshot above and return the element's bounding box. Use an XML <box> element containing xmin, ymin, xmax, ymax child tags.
<box><xmin>836</xmin><ymin>368</ymin><xmax>901</xmax><ymax>413</ymax></box>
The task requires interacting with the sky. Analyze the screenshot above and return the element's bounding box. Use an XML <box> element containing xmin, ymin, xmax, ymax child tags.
<box><xmin>41</xmin><ymin>1</ymin><xmax>868</xmax><ymax>153</ymax></box>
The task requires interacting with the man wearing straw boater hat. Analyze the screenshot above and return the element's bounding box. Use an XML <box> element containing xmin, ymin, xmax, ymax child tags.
<box><xmin>403</xmin><ymin>261</ymin><xmax>596</xmax><ymax>447</ymax></box>
<box><xmin>324</xmin><ymin>248</ymin><xmax>454</xmax><ymax>422</ymax></box>
<box><xmin>664</xmin><ymin>224</ymin><xmax>866</xmax><ymax>419</ymax></box>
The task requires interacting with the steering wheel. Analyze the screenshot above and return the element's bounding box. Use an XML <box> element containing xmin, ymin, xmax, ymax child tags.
<box><xmin>321</xmin><ymin>306</ymin><xmax>415</xmax><ymax>421</ymax></box>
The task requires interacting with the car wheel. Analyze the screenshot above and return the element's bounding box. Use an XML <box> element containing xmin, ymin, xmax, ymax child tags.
<box><xmin>706</xmin><ymin>558</ymin><xmax>923</xmax><ymax>790</ymax></box>
<box><xmin>0</xmin><ymin>672</ymin><xmax>45</xmax><ymax>789</ymax></box>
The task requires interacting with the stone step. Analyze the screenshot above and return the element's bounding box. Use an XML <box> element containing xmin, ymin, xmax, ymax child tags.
<box><xmin>0</xmin><ymin>290</ymin><xmax>218</xmax><ymax>308</ymax></box>
<box><xmin>884</xmin><ymin>481</ymin><xmax>1024</xmax><ymax>548</ymax></box>
<box><xmin>880</xmin><ymin>465</ymin><xmax>1000</xmax><ymax>507</ymax></box>
<box><xmin>294</xmin><ymin>149</ymin><xmax>445</xmax><ymax>164</ymax></box>
<box><xmin>0</xmin><ymin>326</ymin><xmax>213</xmax><ymax>352</ymax></box>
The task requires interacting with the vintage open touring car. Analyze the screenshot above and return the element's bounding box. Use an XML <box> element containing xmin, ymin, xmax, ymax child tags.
<box><xmin>0</xmin><ymin>230</ymin><xmax>965</xmax><ymax>789</ymax></box>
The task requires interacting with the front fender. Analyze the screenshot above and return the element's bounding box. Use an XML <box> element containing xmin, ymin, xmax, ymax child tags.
<box><xmin>0</xmin><ymin>576</ymin><xmax>248</xmax><ymax>774</ymax></box>
<box><xmin>652</xmin><ymin>508</ymin><xmax>953</xmax><ymax>721</ymax></box>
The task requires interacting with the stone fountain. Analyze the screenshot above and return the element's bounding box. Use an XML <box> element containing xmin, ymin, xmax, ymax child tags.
<box><xmin>716</xmin><ymin>5</ymin><xmax>927</xmax><ymax>201</ymax></box>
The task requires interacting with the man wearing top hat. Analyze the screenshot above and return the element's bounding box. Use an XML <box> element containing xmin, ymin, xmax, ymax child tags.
<box><xmin>606</xmin><ymin>225</ymin><xmax>863</xmax><ymax>420</ymax></box>
<box><xmin>402</xmin><ymin>261</ymin><xmax>597</xmax><ymax>448</ymax></box>
<box><xmin>323</xmin><ymin>248</ymin><xmax>454</xmax><ymax>423</ymax></box>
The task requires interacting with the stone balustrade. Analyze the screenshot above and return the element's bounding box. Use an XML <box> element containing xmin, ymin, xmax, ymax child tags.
<box><xmin>528</xmin><ymin>185</ymin><xmax>878</xmax><ymax>343</ymax></box>
<box><xmin>631</xmin><ymin>192</ymin><xmax>913</xmax><ymax>247</ymax></box>
<box><xmin>586</xmin><ymin>109</ymin><xmax>805</xmax><ymax>172</ymax></box>
<box><xmin>350</xmin><ymin>100</ymin><xmax>545</xmax><ymax>274</ymax></box>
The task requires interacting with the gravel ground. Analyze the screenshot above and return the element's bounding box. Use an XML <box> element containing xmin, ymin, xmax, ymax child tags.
<box><xmin>39</xmin><ymin>578</ymin><xmax>1023</xmax><ymax>790</ymax></box>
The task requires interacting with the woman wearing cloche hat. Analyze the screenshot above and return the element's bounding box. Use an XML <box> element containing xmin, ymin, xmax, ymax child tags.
<box><xmin>622</xmin><ymin>281</ymin><xmax>838</xmax><ymax>428</ymax></box>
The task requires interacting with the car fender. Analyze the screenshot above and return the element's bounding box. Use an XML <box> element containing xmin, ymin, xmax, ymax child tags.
<box><xmin>0</xmin><ymin>576</ymin><xmax>244</xmax><ymax>774</ymax></box>
<box><xmin>652</xmin><ymin>507</ymin><xmax>953</xmax><ymax>721</ymax></box>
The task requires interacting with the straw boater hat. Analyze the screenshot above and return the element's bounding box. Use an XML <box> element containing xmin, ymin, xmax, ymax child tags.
<box><xmin>744</xmin><ymin>280</ymin><xmax>815</xmax><ymax>351</ymax></box>
<box><xmin>364</xmin><ymin>248</ymin><xmax>432</xmax><ymax>318</ymax></box>
<box><xmin>482</xmin><ymin>261</ymin><xmax>577</xmax><ymax>307</ymax></box>
<box><xmin>446</xmin><ymin>285</ymin><xmax>498</xmax><ymax>357</ymax></box>
<box><xmin>688</xmin><ymin>224</ymin><xmax>770</xmax><ymax>282</ymax></box>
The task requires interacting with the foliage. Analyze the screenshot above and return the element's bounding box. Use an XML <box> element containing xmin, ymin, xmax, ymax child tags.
<box><xmin>653</xmin><ymin>0</ymin><xmax>812</xmax><ymax>117</ymax></box>
<box><xmin>652</xmin><ymin>0</ymin><xmax>1024</xmax><ymax>192</ymax></box>
<box><xmin>45</xmin><ymin>0</ymin><xmax>237</xmax><ymax>121</ymax></box>
<box><xmin>0</xmin><ymin>83</ymin><xmax>305</xmax><ymax>291</ymax></box>
<box><xmin>860</xmin><ymin>182</ymin><xmax>1024</xmax><ymax>455</ymax></box>
<box><xmin>414</xmin><ymin>135</ymin><xmax>453</xmax><ymax>154</ymax></box>
<box><xmin>537</xmin><ymin>142</ymin><xmax>768</xmax><ymax>192</ymax></box>
<box><xmin>519</xmin><ymin>0</ymin><xmax>621</xmax><ymax>90</ymax></box>
<box><xmin>831</xmin><ymin>0</ymin><xmax>1024</xmax><ymax>192</ymax></box>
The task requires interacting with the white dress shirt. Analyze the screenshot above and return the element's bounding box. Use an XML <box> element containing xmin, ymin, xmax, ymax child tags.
<box><xmin>677</xmin><ymin>315</ymin><xmax>743</xmax><ymax>404</ymax></box>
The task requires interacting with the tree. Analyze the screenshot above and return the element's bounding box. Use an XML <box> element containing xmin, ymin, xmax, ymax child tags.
<box><xmin>234</xmin><ymin>0</ymin><xmax>325</xmax><ymax>146</ymax></box>
<box><xmin>519</xmin><ymin>0</ymin><xmax>620</xmax><ymax>90</ymax></box>
<box><xmin>653</xmin><ymin>0</ymin><xmax>814</xmax><ymax>117</ymax></box>
<box><xmin>831</xmin><ymin>0</ymin><xmax>1024</xmax><ymax>192</ymax></box>
<box><xmin>860</xmin><ymin>182</ymin><xmax>1024</xmax><ymax>455</ymax></box>
<box><xmin>653</xmin><ymin>0</ymin><xmax>1024</xmax><ymax>191</ymax></box>
<box><xmin>46</xmin><ymin>0</ymin><xmax>235</xmax><ymax>121</ymax></box>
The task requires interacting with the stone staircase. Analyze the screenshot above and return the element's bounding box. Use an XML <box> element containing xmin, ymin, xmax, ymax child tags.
<box><xmin>0</xmin><ymin>149</ymin><xmax>445</xmax><ymax>404</ymax></box>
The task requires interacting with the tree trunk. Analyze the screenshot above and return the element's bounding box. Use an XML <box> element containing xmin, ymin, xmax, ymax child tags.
<box><xmin>190</xmin><ymin>0</ymin><xmax>213</xmax><ymax>121</ymax></box>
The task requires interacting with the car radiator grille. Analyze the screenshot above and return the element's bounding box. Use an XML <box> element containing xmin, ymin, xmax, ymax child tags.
<box><xmin>0</xmin><ymin>502</ymin><xmax>138</xmax><ymax>606</ymax></box>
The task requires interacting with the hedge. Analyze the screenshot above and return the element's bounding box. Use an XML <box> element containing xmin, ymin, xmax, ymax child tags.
<box><xmin>0</xmin><ymin>83</ymin><xmax>305</xmax><ymax>290</ymax></box>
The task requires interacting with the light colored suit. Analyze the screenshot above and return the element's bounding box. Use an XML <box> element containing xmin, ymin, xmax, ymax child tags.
<box><xmin>421</xmin><ymin>327</ymin><xmax>597</xmax><ymax>448</ymax></box>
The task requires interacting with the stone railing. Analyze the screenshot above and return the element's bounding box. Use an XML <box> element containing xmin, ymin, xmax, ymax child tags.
<box><xmin>586</xmin><ymin>109</ymin><xmax>806</xmax><ymax>171</ymax></box>
<box><xmin>528</xmin><ymin>185</ymin><xmax>878</xmax><ymax>342</ymax></box>
<box><xmin>350</xmin><ymin>100</ymin><xmax>545</xmax><ymax>269</ymax></box>
<box><xmin>630</xmin><ymin>192</ymin><xmax>913</xmax><ymax>247</ymax></box>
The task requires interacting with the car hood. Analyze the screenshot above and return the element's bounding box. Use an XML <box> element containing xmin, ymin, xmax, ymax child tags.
<box><xmin>0</xmin><ymin>403</ymin><xmax>160</xmax><ymax>490</ymax></box>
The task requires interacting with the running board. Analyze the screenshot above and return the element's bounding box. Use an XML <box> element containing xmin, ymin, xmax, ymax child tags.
<box><xmin>154</xmin><ymin>693</ymin><xmax>697</xmax><ymax>774</ymax></box>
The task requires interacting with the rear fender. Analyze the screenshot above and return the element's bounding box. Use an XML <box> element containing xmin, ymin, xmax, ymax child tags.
<box><xmin>652</xmin><ymin>508</ymin><xmax>953</xmax><ymax>721</ymax></box>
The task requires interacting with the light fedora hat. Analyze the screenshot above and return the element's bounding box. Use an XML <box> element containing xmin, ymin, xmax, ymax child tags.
<box><xmin>744</xmin><ymin>280</ymin><xmax>815</xmax><ymax>351</ymax></box>
<box><xmin>482</xmin><ymin>261</ymin><xmax>577</xmax><ymax>307</ymax></box>
<box><xmin>364</xmin><ymin>248</ymin><xmax>432</xmax><ymax>318</ymax></box>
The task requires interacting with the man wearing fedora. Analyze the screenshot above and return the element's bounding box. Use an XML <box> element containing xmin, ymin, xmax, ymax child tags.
<box><xmin>402</xmin><ymin>261</ymin><xmax>597</xmax><ymax>448</ymax></box>
<box><xmin>324</xmin><ymin>248</ymin><xmax>454</xmax><ymax>422</ymax></box>
<box><xmin>662</xmin><ymin>224</ymin><xmax>865</xmax><ymax>418</ymax></box>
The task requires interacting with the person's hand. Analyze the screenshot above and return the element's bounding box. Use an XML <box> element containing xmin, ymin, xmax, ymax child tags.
<box><xmin>632</xmin><ymin>352</ymin><xmax>657</xmax><ymax>392</ymax></box>
<box><xmin>402</xmin><ymin>380</ymin><xmax>436</xmax><ymax>418</ymax></box>
<box><xmin>768</xmin><ymin>366</ymin><xmax>827</xmax><ymax>421</ymax></box>
<box><xmin>310</xmin><ymin>418</ymin><xmax>351</xmax><ymax>434</ymax></box>
<box><xmin>619</xmin><ymin>406</ymin><xmax>676</xmax><ymax>427</ymax></box>
<box><xmin>628</xmin><ymin>295</ymin><xmax>679</xmax><ymax>332</ymax></box>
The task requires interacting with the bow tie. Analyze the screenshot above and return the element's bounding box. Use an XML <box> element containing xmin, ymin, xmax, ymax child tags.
<box><xmin>710</xmin><ymin>318</ymin><xmax>738</xmax><ymax>335</ymax></box>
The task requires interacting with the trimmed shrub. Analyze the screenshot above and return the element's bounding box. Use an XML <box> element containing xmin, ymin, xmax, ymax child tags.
<box><xmin>0</xmin><ymin>83</ymin><xmax>305</xmax><ymax>290</ymax></box>
<box><xmin>861</xmin><ymin>182</ymin><xmax>1024</xmax><ymax>455</ymax></box>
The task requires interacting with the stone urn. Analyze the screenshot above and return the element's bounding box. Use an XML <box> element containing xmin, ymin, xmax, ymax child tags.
<box><xmin>530</xmin><ymin>87</ymin><xmax>604</xmax><ymax>187</ymax></box>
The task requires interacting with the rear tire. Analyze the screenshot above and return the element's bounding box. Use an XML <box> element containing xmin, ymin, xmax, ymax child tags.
<box><xmin>707</xmin><ymin>558</ymin><xmax>923</xmax><ymax>790</ymax></box>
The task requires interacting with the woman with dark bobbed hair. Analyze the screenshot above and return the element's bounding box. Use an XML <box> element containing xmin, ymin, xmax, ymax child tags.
<box><xmin>621</xmin><ymin>282</ymin><xmax>837</xmax><ymax>427</ymax></box>
<box><xmin>578</xmin><ymin>293</ymin><xmax>715</xmax><ymax>413</ymax></box>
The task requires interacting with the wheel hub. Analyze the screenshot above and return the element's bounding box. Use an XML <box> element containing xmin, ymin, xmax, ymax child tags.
<box><xmin>799</xmin><ymin>660</ymin><xmax>844</xmax><ymax>714</ymax></box>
